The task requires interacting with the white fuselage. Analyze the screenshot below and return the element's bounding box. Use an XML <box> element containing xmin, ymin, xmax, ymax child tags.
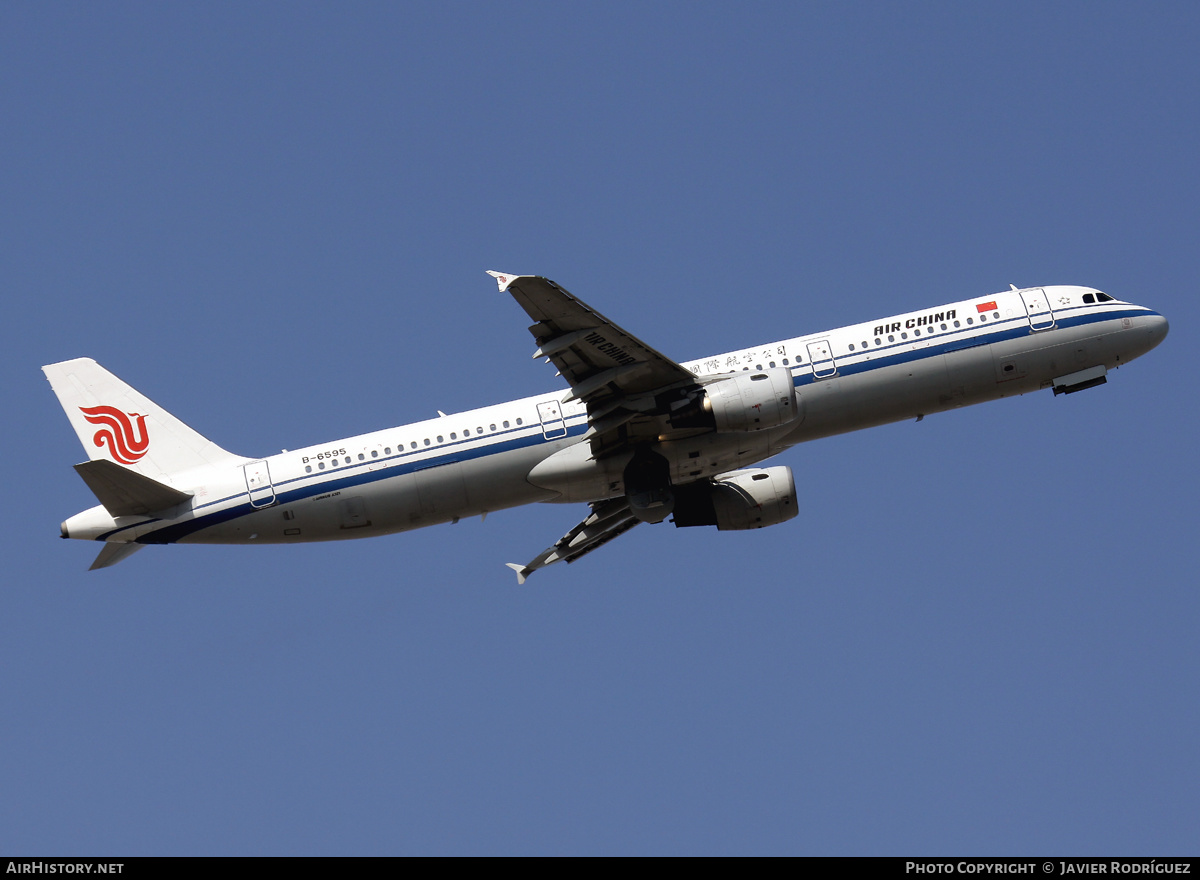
<box><xmin>62</xmin><ymin>286</ymin><xmax>1168</xmax><ymax>548</ymax></box>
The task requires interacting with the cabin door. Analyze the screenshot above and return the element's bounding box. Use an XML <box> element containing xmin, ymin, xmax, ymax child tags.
<box><xmin>806</xmin><ymin>339</ymin><xmax>838</xmax><ymax>378</ymax></box>
<box><xmin>1020</xmin><ymin>288</ymin><xmax>1056</xmax><ymax>331</ymax></box>
<box><xmin>243</xmin><ymin>460</ymin><xmax>276</xmax><ymax>508</ymax></box>
<box><xmin>537</xmin><ymin>400</ymin><xmax>568</xmax><ymax>439</ymax></box>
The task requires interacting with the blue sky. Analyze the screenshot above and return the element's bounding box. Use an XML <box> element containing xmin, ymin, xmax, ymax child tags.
<box><xmin>2</xmin><ymin>2</ymin><xmax>1196</xmax><ymax>855</ymax></box>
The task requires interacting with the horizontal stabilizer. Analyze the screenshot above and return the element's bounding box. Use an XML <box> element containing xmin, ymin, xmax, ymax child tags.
<box><xmin>74</xmin><ymin>459</ymin><xmax>193</xmax><ymax>517</ymax></box>
<box><xmin>89</xmin><ymin>542</ymin><xmax>144</xmax><ymax>571</ymax></box>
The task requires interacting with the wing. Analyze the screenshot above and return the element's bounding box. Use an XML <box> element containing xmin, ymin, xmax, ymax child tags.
<box><xmin>505</xmin><ymin>498</ymin><xmax>639</xmax><ymax>584</ymax></box>
<box><xmin>488</xmin><ymin>271</ymin><xmax>710</xmax><ymax>581</ymax></box>
<box><xmin>489</xmin><ymin>271</ymin><xmax>700</xmax><ymax>458</ymax></box>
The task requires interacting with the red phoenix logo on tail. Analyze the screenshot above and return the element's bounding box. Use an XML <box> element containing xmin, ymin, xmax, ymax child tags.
<box><xmin>79</xmin><ymin>405</ymin><xmax>150</xmax><ymax>464</ymax></box>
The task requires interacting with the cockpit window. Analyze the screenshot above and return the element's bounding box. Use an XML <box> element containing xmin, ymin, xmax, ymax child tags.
<box><xmin>1096</xmin><ymin>292</ymin><xmax>1115</xmax><ymax>302</ymax></box>
<box><xmin>1083</xmin><ymin>294</ymin><xmax>1096</xmax><ymax>304</ymax></box>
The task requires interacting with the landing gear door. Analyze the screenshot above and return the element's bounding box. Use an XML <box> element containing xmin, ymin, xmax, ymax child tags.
<box><xmin>537</xmin><ymin>400</ymin><xmax>567</xmax><ymax>439</ymax></box>
<box><xmin>1020</xmin><ymin>288</ymin><xmax>1055</xmax><ymax>331</ymax></box>
<box><xmin>243</xmin><ymin>460</ymin><xmax>276</xmax><ymax>508</ymax></box>
<box><xmin>806</xmin><ymin>339</ymin><xmax>837</xmax><ymax>378</ymax></box>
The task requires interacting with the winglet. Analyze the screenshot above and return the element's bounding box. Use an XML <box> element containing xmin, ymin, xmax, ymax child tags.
<box><xmin>487</xmin><ymin>270</ymin><xmax>520</xmax><ymax>293</ymax></box>
<box><xmin>505</xmin><ymin>562</ymin><xmax>529</xmax><ymax>585</ymax></box>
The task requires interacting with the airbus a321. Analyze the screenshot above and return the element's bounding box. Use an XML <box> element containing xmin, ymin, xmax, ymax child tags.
<box><xmin>45</xmin><ymin>273</ymin><xmax>1168</xmax><ymax>578</ymax></box>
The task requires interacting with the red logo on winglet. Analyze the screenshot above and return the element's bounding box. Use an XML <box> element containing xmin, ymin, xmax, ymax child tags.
<box><xmin>79</xmin><ymin>406</ymin><xmax>149</xmax><ymax>464</ymax></box>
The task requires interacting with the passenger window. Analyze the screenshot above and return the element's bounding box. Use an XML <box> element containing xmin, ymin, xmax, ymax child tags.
<box><xmin>358</xmin><ymin>453</ymin><xmax>365</xmax><ymax>461</ymax></box>
<box><xmin>384</xmin><ymin>447</ymin><xmax>391</xmax><ymax>454</ymax></box>
<box><xmin>967</xmin><ymin>317</ymin><xmax>974</xmax><ymax>324</ymax></box>
<box><xmin>477</xmin><ymin>427</ymin><xmax>483</xmax><ymax>434</ymax></box>
<box><xmin>979</xmin><ymin>314</ymin><xmax>986</xmax><ymax>322</ymax></box>
<box><xmin>437</xmin><ymin>435</ymin><xmax>444</xmax><ymax>443</ymax></box>
<box><xmin>516</xmin><ymin>418</ymin><xmax>523</xmax><ymax>425</ymax></box>
<box><xmin>848</xmin><ymin>344</ymin><xmax>855</xmax><ymax>351</ymax></box>
<box><xmin>503</xmin><ymin>421</ymin><xmax>510</xmax><ymax>428</ymax></box>
<box><xmin>371</xmin><ymin>450</ymin><xmax>379</xmax><ymax>458</ymax></box>
<box><xmin>888</xmin><ymin>335</ymin><xmax>894</xmax><ymax>342</ymax></box>
<box><xmin>305</xmin><ymin>465</ymin><xmax>312</xmax><ymax>473</ymax></box>
<box><xmin>940</xmin><ymin>323</ymin><xmax>947</xmax><ymax>331</ymax></box>
<box><xmin>875</xmin><ymin>338</ymin><xmax>881</xmax><ymax>346</ymax></box>
<box><xmin>424</xmin><ymin>438</ymin><xmax>431</xmax><ymax>446</ymax></box>
<box><xmin>901</xmin><ymin>332</ymin><xmax>908</xmax><ymax>339</ymax></box>
<box><xmin>490</xmin><ymin>424</ymin><xmax>496</xmax><ymax>431</ymax></box>
<box><xmin>450</xmin><ymin>432</ymin><xmax>457</xmax><ymax>440</ymax></box>
<box><xmin>954</xmin><ymin>321</ymin><xmax>961</xmax><ymax>328</ymax></box>
<box><xmin>993</xmin><ymin>312</ymin><xmax>1000</xmax><ymax>319</ymax></box>
<box><xmin>318</xmin><ymin>462</ymin><xmax>325</xmax><ymax>470</ymax></box>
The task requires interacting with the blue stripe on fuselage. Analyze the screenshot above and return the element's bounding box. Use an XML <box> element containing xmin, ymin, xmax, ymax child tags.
<box><xmin>788</xmin><ymin>305</ymin><xmax>1150</xmax><ymax>387</ymax></box>
<box><xmin>114</xmin><ymin>304</ymin><xmax>1151</xmax><ymax>545</ymax></box>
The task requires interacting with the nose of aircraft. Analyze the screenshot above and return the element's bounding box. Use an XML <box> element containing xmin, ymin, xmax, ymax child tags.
<box><xmin>1117</xmin><ymin>311</ymin><xmax>1169</xmax><ymax>364</ymax></box>
<box><xmin>1145</xmin><ymin>312</ymin><xmax>1170</xmax><ymax>350</ymax></box>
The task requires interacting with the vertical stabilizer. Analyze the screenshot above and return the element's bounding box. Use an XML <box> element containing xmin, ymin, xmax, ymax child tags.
<box><xmin>43</xmin><ymin>358</ymin><xmax>245</xmax><ymax>481</ymax></box>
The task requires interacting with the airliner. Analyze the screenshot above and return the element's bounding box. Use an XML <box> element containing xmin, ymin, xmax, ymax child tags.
<box><xmin>45</xmin><ymin>273</ymin><xmax>1168</xmax><ymax>578</ymax></box>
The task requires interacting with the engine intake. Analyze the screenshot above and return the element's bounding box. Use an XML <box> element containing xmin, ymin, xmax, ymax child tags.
<box><xmin>672</xmin><ymin>466</ymin><xmax>797</xmax><ymax>531</ymax></box>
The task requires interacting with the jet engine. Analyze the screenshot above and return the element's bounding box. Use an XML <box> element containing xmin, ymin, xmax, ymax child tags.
<box><xmin>672</xmin><ymin>466</ymin><xmax>797</xmax><ymax>531</ymax></box>
<box><xmin>670</xmin><ymin>368</ymin><xmax>800</xmax><ymax>433</ymax></box>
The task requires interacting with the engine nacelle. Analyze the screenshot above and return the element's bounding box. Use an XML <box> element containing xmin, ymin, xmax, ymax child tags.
<box><xmin>702</xmin><ymin>368</ymin><xmax>799</xmax><ymax>432</ymax></box>
<box><xmin>672</xmin><ymin>466</ymin><xmax>798</xmax><ymax>531</ymax></box>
